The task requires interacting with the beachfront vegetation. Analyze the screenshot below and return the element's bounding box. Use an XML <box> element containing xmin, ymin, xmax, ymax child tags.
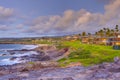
<box><xmin>58</xmin><ymin>40</ymin><xmax>120</xmax><ymax>66</ymax></box>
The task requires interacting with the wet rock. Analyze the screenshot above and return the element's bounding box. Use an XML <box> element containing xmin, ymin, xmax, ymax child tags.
<box><xmin>20</xmin><ymin>55</ymin><xmax>29</xmax><ymax>59</ymax></box>
<box><xmin>63</xmin><ymin>77</ymin><xmax>74</xmax><ymax>80</ymax></box>
<box><xmin>20</xmin><ymin>68</ymin><xmax>29</xmax><ymax>72</ymax></box>
<box><xmin>9</xmin><ymin>77</ymin><xmax>21</xmax><ymax>80</ymax></box>
<box><xmin>10</xmin><ymin>57</ymin><xmax>17</xmax><ymax>60</ymax></box>
<box><xmin>9</xmin><ymin>52</ymin><xmax>16</xmax><ymax>55</ymax></box>
<box><xmin>22</xmin><ymin>49</ymin><xmax>29</xmax><ymax>51</ymax></box>
<box><xmin>2</xmin><ymin>54</ymin><xmax>7</xmax><ymax>56</ymax></box>
<box><xmin>36</xmin><ymin>50</ymin><xmax>45</xmax><ymax>54</ymax></box>
<box><xmin>40</xmin><ymin>55</ymin><xmax>51</xmax><ymax>61</ymax></box>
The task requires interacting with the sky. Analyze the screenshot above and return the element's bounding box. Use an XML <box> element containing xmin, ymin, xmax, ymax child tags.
<box><xmin>0</xmin><ymin>0</ymin><xmax>119</xmax><ymax>38</ymax></box>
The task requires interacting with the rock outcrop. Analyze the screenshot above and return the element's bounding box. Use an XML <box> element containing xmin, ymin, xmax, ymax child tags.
<box><xmin>7</xmin><ymin>45</ymin><xmax>69</xmax><ymax>62</ymax></box>
<box><xmin>0</xmin><ymin>57</ymin><xmax>120</xmax><ymax>80</ymax></box>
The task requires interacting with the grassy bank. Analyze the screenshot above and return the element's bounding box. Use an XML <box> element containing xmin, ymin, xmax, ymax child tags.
<box><xmin>57</xmin><ymin>41</ymin><xmax>120</xmax><ymax>66</ymax></box>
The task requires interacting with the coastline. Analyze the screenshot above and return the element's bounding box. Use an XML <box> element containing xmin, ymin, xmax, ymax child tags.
<box><xmin>0</xmin><ymin>43</ymin><xmax>69</xmax><ymax>67</ymax></box>
<box><xmin>0</xmin><ymin>44</ymin><xmax>120</xmax><ymax>80</ymax></box>
<box><xmin>0</xmin><ymin>44</ymin><xmax>70</xmax><ymax>79</ymax></box>
<box><xmin>0</xmin><ymin>57</ymin><xmax>120</xmax><ymax>80</ymax></box>
<box><xmin>0</xmin><ymin>44</ymin><xmax>39</xmax><ymax>65</ymax></box>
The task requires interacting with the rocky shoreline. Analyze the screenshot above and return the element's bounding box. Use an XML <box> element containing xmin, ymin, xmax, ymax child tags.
<box><xmin>0</xmin><ymin>45</ymin><xmax>120</xmax><ymax>80</ymax></box>
<box><xmin>0</xmin><ymin>45</ymin><xmax>69</xmax><ymax>78</ymax></box>
<box><xmin>0</xmin><ymin>58</ymin><xmax>120</xmax><ymax>80</ymax></box>
<box><xmin>0</xmin><ymin>45</ymin><xmax>69</xmax><ymax>65</ymax></box>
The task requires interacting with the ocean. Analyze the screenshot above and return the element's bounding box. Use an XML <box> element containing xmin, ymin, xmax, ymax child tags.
<box><xmin>0</xmin><ymin>44</ymin><xmax>38</xmax><ymax>65</ymax></box>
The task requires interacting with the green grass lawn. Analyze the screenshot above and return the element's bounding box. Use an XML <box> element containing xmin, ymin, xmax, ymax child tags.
<box><xmin>57</xmin><ymin>41</ymin><xmax>120</xmax><ymax>66</ymax></box>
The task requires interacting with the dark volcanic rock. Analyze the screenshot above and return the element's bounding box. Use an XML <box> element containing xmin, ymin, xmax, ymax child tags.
<box><xmin>63</xmin><ymin>77</ymin><xmax>74</xmax><ymax>80</ymax></box>
<box><xmin>109</xmin><ymin>68</ymin><xmax>120</xmax><ymax>72</ymax></box>
<box><xmin>9</xmin><ymin>52</ymin><xmax>16</xmax><ymax>55</ymax></box>
<box><xmin>20</xmin><ymin>68</ymin><xmax>29</xmax><ymax>72</ymax></box>
<box><xmin>40</xmin><ymin>55</ymin><xmax>51</xmax><ymax>61</ymax></box>
<box><xmin>2</xmin><ymin>54</ymin><xmax>7</xmax><ymax>56</ymax></box>
<box><xmin>10</xmin><ymin>57</ymin><xmax>17</xmax><ymax>60</ymax></box>
<box><xmin>8</xmin><ymin>49</ymin><xmax>33</xmax><ymax>52</ymax></box>
<box><xmin>6</xmin><ymin>45</ymin><xmax>69</xmax><ymax>63</ymax></box>
<box><xmin>8</xmin><ymin>77</ymin><xmax>21</xmax><ymax>80</ymax></box>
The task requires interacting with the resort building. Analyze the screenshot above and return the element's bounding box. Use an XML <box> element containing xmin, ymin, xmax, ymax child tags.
<box><xmin>107</xmin><ymin>33</ymin><xmax>120</xmax><ymax>45</ymax></box>
<box><xmin>65</xmin><ymin>35</ymin><xmax>79</xmax><ymax>41</ymax></box>
<box><xmin>81</xmin><ymin>33</ymin><xmax>120</xmax><ymax>46</ymax></box>
<box><xmin>93</xmin><ymin>37</ymin><xmax>108</xmax><ymax>45</ymax></box>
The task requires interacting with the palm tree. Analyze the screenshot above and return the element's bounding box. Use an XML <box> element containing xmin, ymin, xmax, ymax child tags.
<box><xmin>115</xmin><ymin>25</ymin><xmax>119</xmax><ymax>37</ymax></box>
<box><xmin>109</xmin><ymin>29</ymin><xmax>114</xmax><ymax>37</ymax></box>
<box><xmin>115</xmin><ymin>25</ymin><xmax>119</xmax><ymax>32</ymax></box>
<box><xmin>103</xmin><ymin>28</ymin><xmax>106</xmax><ymax>31</ymax></box>
<box><xmin>78</xmin><ymin>33</ymin><xmax>81</xmax><ymax>41</ymax></box>
<box><xmin>103</xmin><ymin>28</ymin><xmax>107</xmax><ymax>36</ymax></box>
<box><xmin>98</xmin><ymin>29</ymin><xmax>104</xmax><ymax>37</ymax></box>
<box><xmin>106</xmin><ymin>28</ymin><xmax>111</xmax><ymax>37</ymax></box>
<box><xmin>111</xmin><ymin>29</ymin><xmax>114</xmax><ymax>32</ymax></box>
<box><xmin>88</xmin><ymin>33</ymin><xmax>91</xmax><ymax>36</ymax></box>
<box><xmin>95</xmin><ymin>32</ymin><xmax>98</xmax><ymax>36</ymax></box>
<box><xmin>79</xmin><ymin>34</ymin><xmax>81</xmax><ymax>36</ymax></box>
<box><xmin>103</xmin><ymin>28</ymin><xmax>107</xmax><ymax>32</ymax></box>
<box><xmin>82</xmin><ymin>32</ymin><xmax>86</xmax><ymax>36</ymax></box>
<box><xmin>88</xmin><ymin>33</ymin><xmax>92</xmax><ymax>44</ymax></box>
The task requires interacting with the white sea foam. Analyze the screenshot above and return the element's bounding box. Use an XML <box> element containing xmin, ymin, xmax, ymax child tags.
<box><xmin>22</xmin><ymin>45</ymin><xmax>38</xmax><ymax>49</ymax></box>
<box><xmin>0</xmin><ymin>58</ymin><xmax>21</xmax><ymax>65</ymax></box>
<box><xmin>13</xmin><ymin>51</ymin><xmax>38</xmax><ymax>57</ymax></box>
<box><xmin>0</xmin><ymin>44</ymin><xmax>39</xmax><ymax>65</ymax></box>
<box><xmin>0</xmin><ymin>51</ymin><xmax>38</xmax><ymax>65</ymax></box>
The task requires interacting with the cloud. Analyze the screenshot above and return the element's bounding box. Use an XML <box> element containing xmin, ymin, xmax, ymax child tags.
<box><xmin>96</xmin><ymin>0</ymin><xmax>114</xmax><ymax>3</ymax></box>
<box><xmin>0</xmin><ymin>6</ymin><xmax>14</xmax><ymax>22</ymax></box>
<box><xmin>24</xmin><ymin>0</ymin><xmax>120</xmax><ymax>35</ymax></box>
<box><xmin>99</xmin><ymin>0</ymin><xmax>120</xmax><ymax>25</ymax></box>
<box><xmin>0</xmin><ymin>25</ymin><xmax>9</xmax><ymax>31</ymax></box>
<box><xmin>16</xmin><ymin>24</ymin><xmax>24</xmax><ymax>29</ymax></box>
<box><xmin>0</xmin><ymin>6</ymin><xmax>25</xmax><ymax>33</ymax></box>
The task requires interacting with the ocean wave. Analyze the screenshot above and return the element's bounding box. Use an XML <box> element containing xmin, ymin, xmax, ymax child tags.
<box><xmin>0</xmin><ymin>58</ymin><xmax>21</xmax><ymax>65</ymax></box>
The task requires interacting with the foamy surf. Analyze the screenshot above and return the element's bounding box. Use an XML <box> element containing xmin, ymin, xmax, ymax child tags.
<box><xmin>0</xmin><ymin>44</ymin><xmax>39</xmax><ymax>65</ymax></box>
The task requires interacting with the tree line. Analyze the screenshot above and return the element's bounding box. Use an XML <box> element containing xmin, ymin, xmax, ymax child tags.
<box><xmin>80</xmin><ymin>25</ymin><xmax>119</xmax><ymax>37</ymax></box>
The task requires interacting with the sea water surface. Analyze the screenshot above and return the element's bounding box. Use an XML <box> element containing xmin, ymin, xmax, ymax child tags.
<box><xmin>0</xmin><ymin>44</ymin><xmax>38</xmax><ymax>65</ymax></box>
